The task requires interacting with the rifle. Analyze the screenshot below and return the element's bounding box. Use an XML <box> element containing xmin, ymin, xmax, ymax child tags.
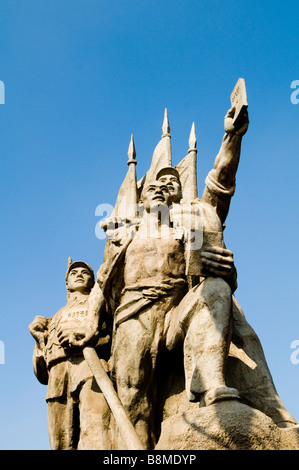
<box><xmin>83</xmin><ymin>346</ymin><xmax>145</xmax><ymax>450</ymax></box>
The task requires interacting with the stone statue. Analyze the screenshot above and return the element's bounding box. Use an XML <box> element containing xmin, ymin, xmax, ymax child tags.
<box><xmin>29</xmin><ymin>259</ymin><xmax>113</xmax><ymax>450</ymax></box>
<box><xmin>30</xmin><ymin>79</ymin><xmax>299</xmax><ymax>450</ymax></box>
<box><xmin>85</xmin><ymin>79</ymin><xmax>299</xmax><ymax>450</ymax></box>
<box><xmin>108</xmin><ymin>178</ymin><xmax>240</xmax><ymax>449</ymax></box>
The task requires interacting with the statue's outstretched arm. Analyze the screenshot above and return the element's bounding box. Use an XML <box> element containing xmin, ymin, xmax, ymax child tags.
<box><xmin>202</xmin><ymin>107</ymin><xmax>249</xmax><ymax>225</ymax></box>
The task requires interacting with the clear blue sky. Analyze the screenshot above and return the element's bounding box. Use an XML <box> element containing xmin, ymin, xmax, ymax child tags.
<box><xmin>0</xmin><ymin>0</ymin><xmax>299</xmax><ymax>450</ymax></box>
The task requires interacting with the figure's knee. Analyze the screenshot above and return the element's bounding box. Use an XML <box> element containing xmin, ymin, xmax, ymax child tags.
<box><xmin>167</xmin><ymin>278</ymin><xmax>231</xmax><ymax>345</ymax></box>
<box><xmin>179</xmin><ymin>277</ymin><xmax>232</xmax><ymax>332</ymax></box>
<box><xmin>200</xmin><ymin>277</ymin><xmax>232</xmax><ymax>305</ymax></box>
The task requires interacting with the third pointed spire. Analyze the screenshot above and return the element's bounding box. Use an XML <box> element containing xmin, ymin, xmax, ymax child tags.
<box><xmin>162</xmin><ymin>108</ymin><xmax>171</xmax><ymax>138</ymax></box>
<box><xmin>188</xmin><ymin>122</ymin><xmax>197</xmax><ymax>151</ymax></box>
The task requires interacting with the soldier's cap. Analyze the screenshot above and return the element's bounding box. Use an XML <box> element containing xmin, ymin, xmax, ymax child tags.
<box><xmin>65</xmin><ymin>260</ymin><xmax>95</xmax><ymax>283</ymax></box>
<box><xmin>156</xmin><ymin>167</ymin><xmax>180</xmax><ymax>182</ymax></box>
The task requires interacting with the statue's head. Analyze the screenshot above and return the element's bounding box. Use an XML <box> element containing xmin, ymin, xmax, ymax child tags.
<box><xmin>156</xmin><ymin>167</ymin><xmax>182</xmax><ymax>203</ymax></box>
<box><xmin>65</xmin><ymin>261</ymin><xmax>94</xmax><ymax>294</ymax></box>
<box><xmin>140</xmin><ymin>180</ymin><xmax>172</xmax><ymax>212</ymax></box>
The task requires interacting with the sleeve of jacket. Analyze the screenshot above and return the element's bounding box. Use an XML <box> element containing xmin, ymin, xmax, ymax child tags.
<box><xmin>32</xmin><ymin>342</ymin><xmax>48</xmax><ymax>385</ymax></box>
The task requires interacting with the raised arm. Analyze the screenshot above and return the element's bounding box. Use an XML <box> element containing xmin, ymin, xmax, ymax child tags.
<box><xmin>202</xmin><ymin>107</ymin><xmax>249</xmax><ymax>226</ymax></box>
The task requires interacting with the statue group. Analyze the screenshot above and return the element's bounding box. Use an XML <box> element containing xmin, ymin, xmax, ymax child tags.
<box><xmin>29</xmin><ymin>79</ymin><xmax>299</xmax><ymax>450</ymax></box>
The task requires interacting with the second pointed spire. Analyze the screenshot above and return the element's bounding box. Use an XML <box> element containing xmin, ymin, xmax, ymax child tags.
<box><xmin>162</xmin><ymin>108</ymin><xmax>171</xmax><ymax>138</ymax></box>
<box><xmin>188</xmin><ymin>122</ymin><xmax>197</xmax><ymax>151</ymax></box>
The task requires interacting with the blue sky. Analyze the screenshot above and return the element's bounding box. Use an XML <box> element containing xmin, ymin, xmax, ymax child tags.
<box><xmin>0</xmin><ymin>0</ymin><xmax>299</xmax><ymax>449</ymax></box>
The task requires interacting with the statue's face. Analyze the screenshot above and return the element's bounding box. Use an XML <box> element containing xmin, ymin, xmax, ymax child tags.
<box><xmin>141</xmin><ymin>182</ymin><xmax>171</xmax><ymax>211</ymax></box>
<box><xmin>157</xmin><ymin>174</ymin><xmax>182</xmax><ymax>203</ymax></box>
<box><xmin>67</xmin><ymin>267</ymin><xmax>93</xmax><ymax>293</ymax></box>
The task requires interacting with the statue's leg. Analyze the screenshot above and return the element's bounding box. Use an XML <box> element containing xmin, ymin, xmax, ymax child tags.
<box><xmin>76</xmin><ymin>376</ymin><xmax>112</xmax><ymax>450</ymax></box>
<box><xmin>47</xmin><ymin>396</ymin><xmax>76</xmax><ymax>450</ymax></box>
<box><xmin>166</xmin><ymin>277</ymin><xmax>240</xmax><ymax>406</ymax></box>
<box><xmin>112</xmin><ymin>309</ymin><xmax>159</xmax><ymax>449</ymax></box>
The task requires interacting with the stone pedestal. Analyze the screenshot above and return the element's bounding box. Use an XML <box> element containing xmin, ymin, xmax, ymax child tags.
<box><xmin>156</xmin><ymin>400</ymin><xmax>299</xmax><ymax>450</ymax></box>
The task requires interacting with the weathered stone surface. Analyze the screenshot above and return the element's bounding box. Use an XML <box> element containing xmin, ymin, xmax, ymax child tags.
<box><xmin>156</xmin><ymin>400</ymin><xmax>299</xmax><ymax>450</ymax></box>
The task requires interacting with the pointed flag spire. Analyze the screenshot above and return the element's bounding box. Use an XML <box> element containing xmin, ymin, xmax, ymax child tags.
<box><xmin>127</xmin><ymin>134</ymin><xmax>136</xmax><ymax>163</ymax></box>
<box><xmin>162</xmin><ymin>108</ymin><xmax>171</xmax><ymax>137</ymax></box>
<box><xmin>107</xmin><ymin>134</ymin><xmax>138</xmax><ymax>225</ymax></box>
<box><xmin>138</xmin><ymin>109</ymin><xmax>172</xmax><ymax>190</ymax></box>
<box><xmin>66</xmin><ymin>256</ymin><xmax>73</xmax><ymax>300</ymax></box>
<box><xmin>66</xmin><ymin>256</ymin><xmax>73</xmax><ymax>279</ymax></box>
<box><xmin>188</xmin><ymin>122</ymin><xmax>197</xmax><ymax>151</ymax></box>
<box><xmin>175</xmin><ymin>122</ymin><xmax>198</xmax><ymax>202</ymax></box>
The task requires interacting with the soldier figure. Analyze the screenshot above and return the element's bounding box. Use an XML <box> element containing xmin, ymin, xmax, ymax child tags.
<box><xmin>29</xmin><ymin>260</ymin><xmax>112</xmax><ymax>450</ymax></box>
